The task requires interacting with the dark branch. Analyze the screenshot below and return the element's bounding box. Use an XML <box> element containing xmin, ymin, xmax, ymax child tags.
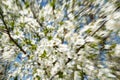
<box><xmin>0</xmin><ymin>9</ymin><xmax>27</xmax><ymax>55</ymax></box>
<box><xmin>30</xmin><ymin>1</ymin><xmax>44</xmax><ymax>30</ymax></box>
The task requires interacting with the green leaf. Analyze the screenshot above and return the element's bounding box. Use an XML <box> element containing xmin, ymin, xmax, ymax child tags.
<box><xmin>0</xmin><ymin>7</ymin><xmax>3</xmax><ymax>13</ymax></box>
<box><xmin>43</xmin><ymin>28</ymin><xmax>49</xmax><ymax>36</ymax></box>
<box><xmin>78</xmin><ymin>2</ymin><xmax>81</xmax><ymax>6</ymax></box>
<box><xmin>115</xmin><ymin>1</ymin><xmax>120</xmax><ymax>9</ymax></box>
<box><xmin>110</xmin><ymin>44</ymin><xmax>116</xmax><ymax>49</ymax></box>
<box><xmin>40</xmin><ymin>50</ymin><xmax>47</xmax><ymax>58</ymax></box>
<box><xmin>87</xmin><ymin>54</ymin><xmax>97</xmax><ymax>60</ymax></box>
<box><xmin>14</xmin><ymin>76</ymin><xmax>18</xmax><ymax>80</ymax></box>
<box><xmin>0</xmin><ymin>26</ymin><xmax>4</xmax><ymax>29</ymax></box>
<box><xmin>33</xmin><ymin>68</ymin><xmax>37</xmax><ymax>74</ymax></box>
<box><xmin>78</xmin><ymin>70</ymin><xmax>86</xmax><ymax>79</ymax></box>
<box><xmin>25</xmin><ymin>1</ymin><xmax>29</xmax><ymax>8</ymax></box>
<box><xmin>85</xmin><ymin>28</ymin><xmax>92</xmax><ymax>33</ymax></box>
<box><xmin>50</xmin><ymin>0</ymin><xmax>56</xmax><ymax>7</ymax></box>
<box><xmin>16</xmin><ymin>31</ymin><xmax>19</xmax><ymax>35</ymax></box>
<box><xmin>89</xmin><ymin>43</ymin><xmax>98</xmax><ymax>49</ymax></box>
<box><xmin>20</xmin><ymin>22</ymin><xmax>26</xmax><ymax>28</ymax></box>
<box><xmin>31</xmin><ymin>44</ymin><xmax>37</xmax><ymax>50</ymax></box>
<box><xmin>35</xmin><ymin>76</ymin><xmax>41</xmax><ymax>80</ymax></box>
<box><xmin>47</xmin><ymin>36</ymin><xmax>53</xmax><ymax>40</ymax></box>
<box><xmin>95</xmin><ymin>35</ymin><xmax>102</xmax><ymax>39</ymax></box>
<box><xmin>10</xmin><ymin>21</ymin><xmax>15</xmax><ymax>27</ymax></box>
<box><xmin>58</xmin><ymin>71</ymin><xmax>64</xmax><ymax>78</ymax></box>
<box><xmin>0</xmin><ymin>34</ymin><xmax>2</xmax><ymax>38</ymax></box>
<box><xmin>50</xmin><ymin>2</ymin><xmax>54</xmax><ymax>7</ymax></box>
<box><xmin>40</xmin><ymin>16</ymin><xmax>44</xmax><ymax>22</ymax></box>
<box><xmin>59</xmin><ymin>21</ymin><xmax>64</xmax><ymax>25</ymax></box>
<box><xmin>89</xmin><ymin>0</ymin><xmax>95</xmax><ymax>2</ymax></box>
<box><xmin>25</xmin><ymin>39</ymin><xmax>32</xmax><ymax>45</ymax></box>
<box><xmin>108</xmin><ymin>51</ymin><xmax>114</xmax><ymax>57</ymax></box>
<box><xmin>29</xmin><ymin>55</ymin><xmax>34</xmax><ymax>60</ymax></box>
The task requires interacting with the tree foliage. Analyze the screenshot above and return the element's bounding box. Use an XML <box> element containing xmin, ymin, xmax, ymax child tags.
<box><xmin>0</xmin><ymin>0</ymin><xmax>120</xmax><ymax>80</ymax></box>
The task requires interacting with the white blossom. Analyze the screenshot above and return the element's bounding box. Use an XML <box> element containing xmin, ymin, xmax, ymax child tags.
<box><xmin>0</xmin><ymin>0</ymin><xmax>119</xmax><ymax>80</ymax></box>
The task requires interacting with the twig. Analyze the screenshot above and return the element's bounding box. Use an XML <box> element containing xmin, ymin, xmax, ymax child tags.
<box><xmin>30</xmin><ymin>1</ymin><xmax>44</xmax><ymax>30</ymax></box>
<box><xmin>49</xmin><ymin>19</ymin><xmax>107</xmax><ymax>80</ymax></box>
<box><xmin>0</xmin><ymin>9</ymin><xmax>27</xmax><ymax>55</ymax></box>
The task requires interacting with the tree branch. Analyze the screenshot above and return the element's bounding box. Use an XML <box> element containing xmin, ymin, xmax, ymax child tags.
<box><xmin>76</xmin><ymin>20</ymin><xmax>107</xmax><ymax>53</ymax></box>
<box><xmin>30</xmin><ymin>1</ymin><xmax>44</xmax><ymax>30</ymax></box>
<box><xmin>49</xmin><ymin>19</ymin><xmax>107</xmax><ymax>80</ymax></box>
<box><xmin>0</xmin><ymin>9</ymin><xmax>27</xmax><ymax>55</ymax></box>
<box><xmin>0</xmin><ymin>8</ymin><xmax>42</xmax><ymax>66</ymax></box>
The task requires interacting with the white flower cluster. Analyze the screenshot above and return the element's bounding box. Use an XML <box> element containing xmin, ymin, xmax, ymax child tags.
<box><xmin>0</xmin><ymin>0</ymin><xmax>120</xmax><ymax>80</ymax></box>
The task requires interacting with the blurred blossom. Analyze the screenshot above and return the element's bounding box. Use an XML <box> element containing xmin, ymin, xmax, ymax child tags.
<box><xmin>0</xmin><ymin>0</ymin><xmax>120</xmax><ymax>80</ymax></box>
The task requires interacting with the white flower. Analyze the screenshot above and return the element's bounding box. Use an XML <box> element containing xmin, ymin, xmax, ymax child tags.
<box><xmin>68</xmin><ymin>13</ymin><xmax>74</xmax><ymax>20</ymax></box>
<box><xmin>19</xmin><ymin>9</ymin><xmax>29</xmax><ymax>16</ymax></box>
<box><xmin>105</xmin><ymin>45</ymin><xmax>111</xmax><ymax>49</ymax></box>
<box><xmin>65</xmin><ymin>20</ymin><xmax>75</xmax><ymax>29</ymax></box>
<box><xmin>54</xmin><ymin>10</ymin><xmax>64</xmax><ymax>20</ymax></box>
<box><xmin>79</xmin><ymin>25</ymin><xmax>93</xmax><ymax>34</ymax></box>
<box><xmin>51</xmin><ymin>63</ymin><xmax>60</xmax><ymax>75</ymax></box>
<box><xmin>107</xmin><ymin>73</ymin><xmax>116</xmax><ymax>78</ymax></box>
<box><xmin>65</xmin><ymin>31</ymin><xmax>72</xmax><ymax>40</ymax></box>
<box><xmin>75</xmin><ymin>38</ymin><xmax>85</xmax><ymax>46</ymax></box>
<box><xmin>115</xmin><ymin>44</ymin><xmax>120</xmax><ymax>56</ymax></box>
<box><xmin>58</xmin><ymin>44</ymin><xmax>69</xmax><ymax>52</ymax></box>
<box><xmin>2</xmin><ymin>0</ymin><xmax>12</xmax><ymax>8</ymax></box>
<box><xmin>86</xmin><ymin>64</ymin><xmax>94</xmax><ymax>71</ymax></box>
<box><xmin>2</xmin><ymin>47</ymin><xmax>15</xmax><ymax>60</ymax></box>
<box><xmin>74</xmin><ymin>5</ymin><xmax>80</xmax><ymax>11</ymax></box>
<box><xmin>21</xmin><ymin>54</ymin><xmax>26</xmax><ymax>58</ymax></box>
<box><xmin>105</xmin><ymin>19</ymin><xmax>120</xmax><ymax>31</ymax></box>
<box><xmin>46</xmin><ymin>25</ymin><xmax>54</xmax><ymax>29</ymax></box>
<box><xmin>107</xmin><ymin>11</ymin><xmax>120</xmax><ymax>20</ymax></box>
<box><xmin>97</xmin><ymin>30</ymin><xmax>110</xmax><ymax>38</ymax></box>
<box><xmin>52</xmin><ymin>38</ymin><xmax>61</xmax><ymax>45</ymax></box>
<box><xmin>74</xmin><ymin>71</ymin><xmax>81</xmax><ymax>80</ymax></box>
<box><xmin>85</xmin><ymin>36</ymin><xmax>96</xmax><ymax>42</ymax></box>
<box><xmin>100</xmin><ymin>2</ymin><xmax>115</xmax><ymax>15</ymax></box>
<box><xmin>43</xmin><ymin>4</ymin><xmax>52</xmax><ymax>15</ymax></box>
<box><xmin>118</xmin><ymin>31</ymin><xmax>120</xmax><ymax>37</ymax></box>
